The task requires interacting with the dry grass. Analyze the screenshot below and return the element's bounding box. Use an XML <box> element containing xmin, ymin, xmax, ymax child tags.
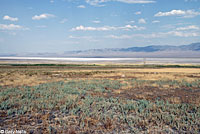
<box><xmin>0</xmin><ymin>64</ymin><xmax>200</xmax><ymax>133</ymax></box>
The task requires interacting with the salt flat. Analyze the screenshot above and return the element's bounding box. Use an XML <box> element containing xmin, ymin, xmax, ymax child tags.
<box><xmin>0</xmin><ymin>57</ymin><xmax>200</xmax><ymax>64</ymax></box>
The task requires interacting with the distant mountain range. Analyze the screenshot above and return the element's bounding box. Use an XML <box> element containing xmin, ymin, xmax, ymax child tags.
<box><xmin>62</xmin><ymin>42</ymin><xmax>200</xmax><ymax>58</ymax></box>
<box><xmin>1</xmin><ymin>42</ymin><xmax>200</xmax><ymax>58</ymax></box>
<box><xmin>70</xmin><ymin>42</ymin><xmax>200</xmax><ymax>53</ymax></box>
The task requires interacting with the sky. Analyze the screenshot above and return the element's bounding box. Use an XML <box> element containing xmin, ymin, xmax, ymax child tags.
<box><xmin>0</xmin><ymin>0</ymin><xmax>200</xmax><ymax>54</ymax></box>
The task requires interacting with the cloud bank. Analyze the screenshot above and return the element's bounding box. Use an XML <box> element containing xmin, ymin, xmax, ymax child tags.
<box><xmin>0</xmin><ymin>24</ymin><xmax>28</xmax><ymax>30</ymax></box>
<box><xmin>176</xmin><ymin>25</ymin><xmax>199</xmax><ymax>31</ymax></box>
<box><xmin>86</xmin><ymin>0</ymin><xmax>155</xmax><ymax>6</ymax></box>
<box><xmin>155</xmin><ymin>9</ymin><xmax>200</xmax><ymax>18</ymax></box>
<box><xmin>71</xmin><ymin>25</ymin><xmax>145</xmax><ymax>31</ymax></box>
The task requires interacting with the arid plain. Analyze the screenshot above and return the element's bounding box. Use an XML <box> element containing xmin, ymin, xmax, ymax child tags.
<box><xmin>0</xmin><ymin>63</ymin><xmax>200</xmax><ymax>133</ymax></box>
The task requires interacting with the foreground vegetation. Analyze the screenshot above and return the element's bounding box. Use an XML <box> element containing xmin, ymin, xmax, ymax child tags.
<box><xmin>0</xmin><ymin>64</ymin><xmax>200</xmax><ymax>133</ymax></box>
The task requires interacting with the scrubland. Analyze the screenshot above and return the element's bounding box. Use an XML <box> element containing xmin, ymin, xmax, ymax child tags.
<box><xmin>0</xmin><ymin>64</ymin><xmax>200</xmax><ymax>133</ymax></box>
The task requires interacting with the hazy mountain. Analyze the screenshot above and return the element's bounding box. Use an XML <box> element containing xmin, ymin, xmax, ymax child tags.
<box><xmin>179</xmin><ymin>42</ymin><xmax>200</xmax><ymax>51</ymax></box>
<box><xmin>1</xmin><ymin>42</ymin><xmax>200</xmax><ymax>58</ymax></box>
<box><xmin>63</xmin><ymin>42</ymin><xmax>200</xmax><ymax>54</ymax></box>
<box><xmin>62</xmin><ymin>42</ymin><xmax>200</xmax><ymax>58</ymax></box>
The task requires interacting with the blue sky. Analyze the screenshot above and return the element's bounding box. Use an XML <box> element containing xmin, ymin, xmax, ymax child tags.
<box><xmin>0</xmin><ymin>0</ymin><xmax>200</xmax><ymax>53</ymax></box>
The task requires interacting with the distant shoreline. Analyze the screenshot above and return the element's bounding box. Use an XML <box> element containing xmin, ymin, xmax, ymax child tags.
<box><xmin>0</xmin><ymin>57</ymin><xmax>200</xmax><ymax>64</ymax></box>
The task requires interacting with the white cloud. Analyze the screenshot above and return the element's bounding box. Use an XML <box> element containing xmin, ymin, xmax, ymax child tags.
<box><xmin>92</xmin><ymin>20</ymin><xmax>101</xmax><ymax>23</ymax></box>
<box><xmin>85</xmin><ymin>0</ymin><xmax>155</xmax><ymax>6</ymax></box>
<box><xmin>71</xmin><ymin>25</ymin><xmax>145</xmax><ymax>31</ymax></box>
<box><xmin>138</xmin><ymin>18</ymin><xmax>146</xmax><ymax>24</ymax></box>
<box><xmin>123</xmin><ymin>25</ymin><xmax>145</xmax><ymax>30</ymax></box>
<box><xmin>60</xmin><ymin>18</ymin><xmax>68</xmax><ymax>23</ymax></box>
<box><xmin>176</xmin><ymin>25</ymin><xmax>199</xmax><ymax>31</ymax></box>
<box><xmin>85</xmin><ymin>0</ymin><xmax>106</xmax><ymax>6</ymax></box>
<box><xmin>3</xmin><ymin>16</ymin><xmax>18</xmax><ymax>21</ymax></box>
<box><xmin>71</xmin><ymin>25</ymin><xmax>114</xmax><ymax>31</ymax></box>
<box><xmin>154</xmin><ymin>9</ymin><xmax>200</xmax><ymax>18</ymax></box>
<box><xmin>77</xmin><ymin>5</ymin><xmax>86</xmax><ymax>8</ymax></box>
<box><xmin>50</xmin><ymin>0</ymin><xmax>54</xmax><ymax>3</ymax></box>
<box><xmin>32</xmin><ymin>13</ymin><xmax>55</xmax><ymax>20</ymax></box>
<box><xmin>107</xmin><ymin>34</ymin><xmax>133</xmax><ymax>39</ymax></box>
<box><xmin>152</xmin><ymin>20</ymin><xmax>160</xmax><ymax>23</ymax></box>
<box><xmin>135</xmin><ymin>11</ymin><xmax>141</xmax><ymax>15</ymax></box>
<box><xmin>168</xmin><ymin>31</ymin><xmax>199</xmax><ymax>37</ymax></box>
<box><xmin>107</xmin><ymin>33</ymin><xmax>164</xmax><ymax>39</ymax></box>
<box><xmin>107</xmin><ymin>30</ymin><xmax>199</xmax><ymax>39</ymax></box>
<box><xmin>0</xmin><ymin>24</ymin><xmax>28</xmax><ymax>30</ymax></box>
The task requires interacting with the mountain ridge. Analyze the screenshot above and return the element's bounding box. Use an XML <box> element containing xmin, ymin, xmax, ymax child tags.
<box><xmin>71</xmin><ymin>42</ymin><xmax>200</xmax><ymax>53</ymax></box>
<box><xmin>1</xmin><ymin>42</ymin><xmax>200</xmax><ymax>58</ymax></box>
